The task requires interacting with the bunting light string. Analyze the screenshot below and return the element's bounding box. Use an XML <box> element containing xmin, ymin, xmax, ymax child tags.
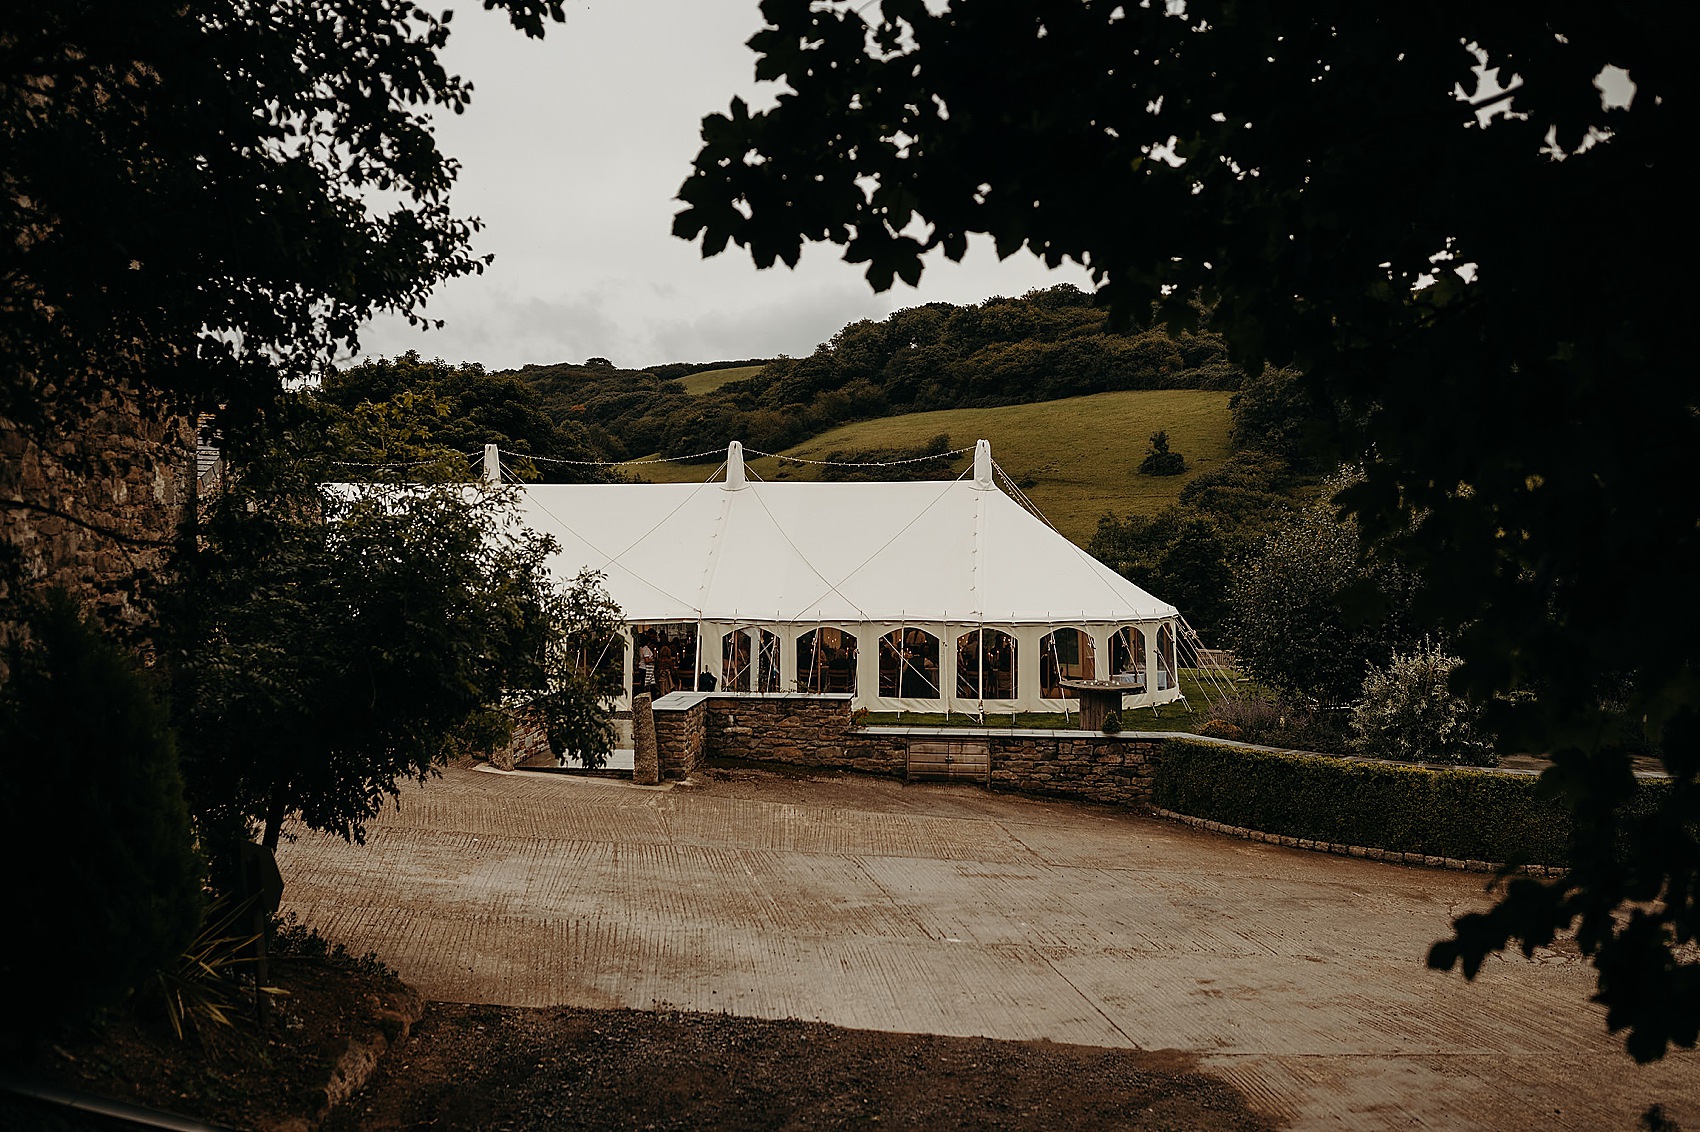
<box><xmin>519</xmin><ymin>449</ymin><xmax>726</xmax><ymax>466</ymax></box>
<box><xmin>990</xmin><ymin>461</ymin><xmax>1058</xmax><ymax>530</ymax></box>
<box><xmin>743</xmin><ymin>446</ymin><xmax>973</xmax><ymax>467</ymax></box>
<box><xmin>388</xmin><ymin>443</ymin><xmax>976</xmax><ymax>472</ymax></box>
<box><xmin>327</xmin><ymin>451</ymin><xmax>479</xmax><ymax>469</ymax></box>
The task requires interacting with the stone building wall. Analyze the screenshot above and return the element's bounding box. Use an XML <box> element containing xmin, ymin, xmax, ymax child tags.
<box><xmin>0</xmin><ymin>398</ymin><xmax>195</xmax><ymax>646</ymax></box>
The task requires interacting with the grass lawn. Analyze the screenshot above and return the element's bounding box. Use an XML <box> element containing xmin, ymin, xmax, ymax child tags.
<box><xmin>633</xmin><ymin>389</ymin><xmax>1233</xmax><ymax>544</ymax></box>
<box><xmin>680</xmin><ymin>365</ymin><xmax>764</xmax><ymax>396</ymax></box>
<box><xmin>859</xmin><ymin>669</ymin><xmax>1230</xmax><ymax>733</ymax></box>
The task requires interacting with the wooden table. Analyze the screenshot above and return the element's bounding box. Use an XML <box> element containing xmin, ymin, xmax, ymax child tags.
<box><xmin>1059</xmin><ymin>678</ymin><xmax>1143</xmax><ymax>731</ymax></box>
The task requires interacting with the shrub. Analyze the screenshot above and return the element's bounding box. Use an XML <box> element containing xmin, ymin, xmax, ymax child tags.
<box><xmin>1101</xmin><ymin>710</ymin><xmax>1123</xmax><ymax>734</ymax></box>
<box><xmin>1152</xmin><ymin>740</ymin><xmax>1576</xmax><ymax>864</ymax></box>
<box><xmin>0</xmin><ymin>592</ymin><xmax>204</xmax><ymax>1035</ymax></box>
<box><xmin>1195</xmin><ymin>691</ymin><xmax>1347</xmax><ymax>752</ymax></box>
<box><xmin>1137</xmin><ymin>429</ymin><xmax>1187</xmax><ymax>476</ymax></box>
<box><xmin>146</xmin><ymin>896</ymin><xmax>282</xmax><ymax>1041</ymax></box>
<box><xmin>1195</xmin><ymin>719</ymin><xmax>1245</xmax><ymax>740</ymax></box>
<box><xmin>271</xmin><ymin>912</ymin><xmax>398</xmax><ymax>980</ymax></box>
<box><xmin>1350</xmin><ymin>641</ymin><xmax>1497</xmax><ymax>766</ymax></box>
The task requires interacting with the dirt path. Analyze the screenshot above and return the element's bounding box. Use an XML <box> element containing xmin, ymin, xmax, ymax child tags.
<box><xmin>279</xmin><ymin>764</ymin><xmax>1700</xmax><ymax>1130</ymax></box>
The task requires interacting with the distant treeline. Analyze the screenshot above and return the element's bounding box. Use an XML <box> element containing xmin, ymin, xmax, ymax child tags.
<box><xmin>505</xmin><ymin>285</ymin><xmax>1243</xmax><ymax>460</ymax></box>
<box><xmin>307</xmin><ymin>292</ymin><xmax>1328</xmax><ymax>641</ymax></box>
<box><xmin>315</xmin><ymin>352</ymin><xmax>615</xmax><ymax>483</ymax></box>
<box><xmin>642</xmin><ymin>358</ymin><xmax>774</xmax><ymax>382</ymax></box>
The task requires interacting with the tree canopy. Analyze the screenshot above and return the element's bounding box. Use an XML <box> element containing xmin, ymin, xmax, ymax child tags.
<box><xmin>315</xmin><ymin>352</ymin><xmax>613</xmax><ymax>482</ymax></box>
<box><xmin>681</xmin><ymin>1</ymin><xmax>1699</xmax><ymax>1059</ymax></box>
<box><xmin>1226</xmin><ymin>485</ymin><xmax>1418</xmax><ymax>709</ymax></box>
<box><xmin>2</xmin><ymin>0</ymin><xmax>564</xmax><ymax>428</ymax></box>
<box><xmin>168</xmin><ymin>413</ymin><xmax>610</xmax><ymax>856</ymax></box>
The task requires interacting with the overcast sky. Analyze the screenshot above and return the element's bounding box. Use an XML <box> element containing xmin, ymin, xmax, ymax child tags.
<box><xmin>354</xmin><ymin>0</ymin><xmax>1093</xmax><ymax>373</ymax></box>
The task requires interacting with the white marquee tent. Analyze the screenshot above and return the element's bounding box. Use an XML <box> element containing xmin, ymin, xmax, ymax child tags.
<box><xmin>510</xmin><ymin>440</ymin><xmax>1184</xmax><ymax>715</ymax></box>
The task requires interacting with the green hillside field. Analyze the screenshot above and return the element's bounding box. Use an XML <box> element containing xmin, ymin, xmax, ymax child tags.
<box><xmin>633</xmin><ymin>388</ymin><xmax>1233</xmax><ymax>544</ymax></box>
<box><xmin>679</xmin><ymin>365</ymin><xmax>764</xmax><ymax>396</ymax></box>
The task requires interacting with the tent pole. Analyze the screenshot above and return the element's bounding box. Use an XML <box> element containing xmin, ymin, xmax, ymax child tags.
<box><xmin>943</xmin><ymin>616</ymin><xmax>950</xmax><ymax>721</ymax></box>
<box><xmin>811</xmin><ymin>618</ymin><xmax>822</xmax><ymax>694</ymax></box>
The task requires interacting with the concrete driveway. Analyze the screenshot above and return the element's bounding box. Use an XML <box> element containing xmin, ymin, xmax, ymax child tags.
<box><xmin>277</xmin><ymin>765</ymin><xmax>1698</xmax><ymax>1130</ymax></box>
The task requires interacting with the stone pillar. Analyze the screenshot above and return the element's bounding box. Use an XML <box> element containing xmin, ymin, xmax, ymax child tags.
<box><xmin>631</xmin><ymin>692</ymin><xmax>660</xmax><ymax>785</ymax></box>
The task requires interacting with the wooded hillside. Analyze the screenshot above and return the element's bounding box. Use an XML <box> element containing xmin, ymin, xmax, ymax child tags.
<box><xmin>502</xmin><ymin>285</ymin><xmax>1242</xmax><ymax>460</ymax></box>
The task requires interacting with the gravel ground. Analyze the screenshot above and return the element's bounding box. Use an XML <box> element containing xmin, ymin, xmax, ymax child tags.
<box><xmin>323</xmin><ymin>1002</ymin><xmax>1275</xmax><ymax>1132</ymax></box>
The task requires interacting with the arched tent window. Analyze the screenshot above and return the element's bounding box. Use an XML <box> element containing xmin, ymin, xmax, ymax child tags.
<box><xmin>955</xmin><ymin>629</ymin><xmax>1017</xmax><ymax>700</ymax></box>
<box><xmin>1039</xmin><ymin>628</ymin><xmax>1096</xmax><ymax>699</ymax></box>
<box><xmin>629</xmin><ymin>623</ymin><xmax>697</xmax><ymax>698</ymax></box>
<box><xmin>722</xmin><ymin>628</ymin><xmax>779</xmax><ymax>693</ymax></box>
<box><xmin>721</xmin><ymin>630</ymin><xmax>750</xmax><ymax>692</ymax></box>
<box><xmin>1156</xmin><ymin>622</ymin><xmax>1178</xmax><ymax>692</ymax></box>
<box><xmin>755</xmin><ymin>629</ymin><xmax>781</xmax><ymax>692</ymax></box>
<box><xmin>1109</xmin><ymin>626</ymin><xmax>1147</xmax><ymax>689</ymax></box>
<box><xmin>798</xmin><ymin>628</ymin><xmax>858</xmax><ymax>694</ymax></box>
<box><xmin>879</xmin><ymin>628</ymin><xmax>940</xmax><ymax>699</ymax></box>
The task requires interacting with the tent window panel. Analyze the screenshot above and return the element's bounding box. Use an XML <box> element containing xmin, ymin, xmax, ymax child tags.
<box><xmin>879</xmin><ymin>629</ymin><xmax>941</xmax><ymax>700</ymax></box>
<box><xmin>756</xmin><ymin>629</ymin><xmax>781</xmax><ymax>692</ymax></box>
<box><xmin>631</xmin><ymin>623</ymin><xmax>698</xmax><ymax>698</ymax></box>
<box><xmin>721</xmin><ymin>631</ymin><xmax>751</xmax><ymax>693</ymax></box>
<box><xmin>1039</xmin><ymin>628</ymin><xmax>1096</xmax><ymax>698</ymax></box>
<box><xmin>798</xmin><ymin>628</ymin><xmax>858</xmax><ymax>694</ymax></box>
<box><xmin>721</xmin><ymin>629</ymin><xmax>780</xmax><ymax>693</ymax></box>
<box><xmin>955</xmin><ymin>629</ymin><xmax>1017</xmax><ymax>700</ymax></box>
<box><xmin>1110</xmin><ymin>626</ymin><xmax>1147</xmax><ymax>690</ymax></box>
<box><xmin>1157</xmin><ymin>622</ymin><xmax>1178</xmax><ymax>692</ymax></box>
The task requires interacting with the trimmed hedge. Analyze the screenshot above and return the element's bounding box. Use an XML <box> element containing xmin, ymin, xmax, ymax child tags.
<box><xmin>1152</xmin><ymin>740</ymin><xmax>1577</xmax><ymax>865</ymax></box>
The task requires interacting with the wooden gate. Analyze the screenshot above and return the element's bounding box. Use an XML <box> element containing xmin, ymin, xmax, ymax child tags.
<box><xmin>906</xmin><ymin>738</ymin><xmax>991</xmax><ymax>785</ymax></box>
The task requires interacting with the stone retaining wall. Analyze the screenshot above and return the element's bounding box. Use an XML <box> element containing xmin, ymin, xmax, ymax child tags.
<box><xmin>490</xmin><ymin>705</ymin><xmax>553</xmax><ymax>771</ymax></box>
<box><xmin>649</xmin><ymin>694</ymin><xmax>1162</xmax><ymax>808</ymax></box>
<box><xmin>983</xmin><ymin>731</ymin><xmax>1160</xmax><ymax>807</ymax></box>
<box><xmin>708</xmin><ymin>694</ymin><xmax>901</xmax><ymax>775</ymax></box>
<box><xmin>644</xmin><ymin>692</ymin><xmax>1569</xmax><ymax>874</ymax></box>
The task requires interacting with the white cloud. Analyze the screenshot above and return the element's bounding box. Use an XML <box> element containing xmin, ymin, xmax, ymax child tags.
<box><xmin>356</xmin><ymin>0</ymin><xmax>1093</xmax><ymax>371</ymax></box>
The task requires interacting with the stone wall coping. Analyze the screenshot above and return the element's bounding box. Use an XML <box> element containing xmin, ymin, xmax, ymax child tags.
<box><xmin>651</xmin><ymin>691</ymin><xmax>712</xmax><ymax>711</ymax></box>
<box><xmin>858</xmin><ymin>725</ymin><xmax>1159</xmax><ymax>741</ymax></box>
<box><xmin>847</xmin><ymin>726</ymin><xmax>1577</xmax><ymax>779</ymax></box>
<box><xmin>653</xmin><ymin>691</ymin><xmax>856</xmax><ymax>712</ymax></box>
